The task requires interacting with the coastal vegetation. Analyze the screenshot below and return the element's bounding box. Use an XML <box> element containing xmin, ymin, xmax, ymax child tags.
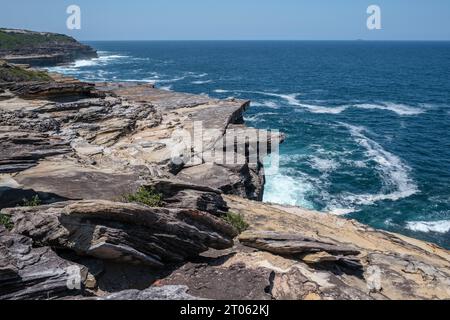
<box><xmin>124</xmin><ymin>186</ymin><xmax>164</xmax><ymax>207</ymax></box>
<box><xmin>0</xmin><ymin>61</ymin><xmax>51</xmax><ymax>82</ymax></box>
<box><xmin>0</xmin><ymin>214</ymin><xmax>13</xmax><ymax>231</ymax></box>
<box><xmin>21</xmin><ymin>195</ymin><xmax>42</xmax><ymax>207</ymax></box>
<box><xmin>0</xmin><ymin>29</ymin><xmax>75</xmax><ymax>50</ymax></box>
<box><xmin>223</xmin><ymin>212</ymin><xmax>249</xmax><ymax>233</ymax></box>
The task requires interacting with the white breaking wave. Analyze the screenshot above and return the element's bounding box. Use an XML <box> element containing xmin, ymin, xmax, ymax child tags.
<box><xmin>406</xmin><ymin>220</ymin><xmax>450</xmax><ymax>234</ymax></box>
<box><xmin>327</xmin><ymin>207</ymin><xmax>357</xmax><ymax>215</ymax></box>
<box><xmin>156</xmin><ymin>76</ymin><xmax>187</xmax><ymax>83</ymax></box>
<box><xmin>214</xmin><ymin>89</ymin><xmax>229</xmax><ymax>93</ymax></box>
<box><xmin>73</xmin><ymin>59</ymin><xmax>97</xmax><ymax>68</ymax></box>
<box><xmin>97</xmin><ymin>54</ymin><xmax>129</xmax><ymax>61</ymax></box>
<box><xmin>119</xmin><ymin>79</ymin><xmax>157</xmax><ymax>83</ymax></box>
<box><xmin>191</xmin><ymin>80</ymin><xmax>213</xmax><ymax>85</ymax></box>
<box><xmin>251</xmin><ymin>100</ymin><xmax>280</xmax><ymax>109</ymax></box>
<box><xmin>191</xmin><ymin>72</ymin><xmax>208</xmax><ymax>78</ymax></box>
<box><xmin>214</xmin><ymin>89</ymin><xmax>349</xmax><ymax>114</ymax></box>
<box><xmin>159</xmin><ymin>85</ymin><xmax>173</xmax><ymax>91</ymax></box>
<box><xmin>353</xmin><ymin>103</ymin><xmax>424</xmax><ymax>116</ymax></box>
<box><xmin>308</xmin><ymin>156</ymin><xmax>339</xmax><ymax>173</ymax></box>
<box><xmin>263</xmin><ymin>173</ymin><xmax>316</xmax><ymax>209</ymax></box>
<box><xmin>46</xmin><ymin>53</ymin><xmax>130</xmax><ymax>73</ymax></box>
<box><xmin>213</xmin><ymin>89</ymin><xmax>427</xmax><ymax>116</ymax></box>
<box><xmin>244</xmin><ymin>112</ymin><xmax>277</xmax><ymax>123</ymax></box>
<box><xmin>341</xmin><ymin>123</ymin><xmax>419</xmax><ymax>206</ymax></box>
<box><xmin>296</xmin><ymin>103</ymin><xmax>348</xmax><ymax>114</ymax></box>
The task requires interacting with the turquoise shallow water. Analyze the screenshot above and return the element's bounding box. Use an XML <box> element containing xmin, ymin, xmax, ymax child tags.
<box><xmin>48</xmin><ymin>41</ymin><xmax>450</xmax><ymax>248</ymax></box>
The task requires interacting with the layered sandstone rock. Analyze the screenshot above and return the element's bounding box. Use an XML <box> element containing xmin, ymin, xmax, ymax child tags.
<box><xmin>2</xmin><ymin>200</ymin><xmax>237</xmax><ymax>267</ymax></box>
<box><xmin>0</xmin><ymin>226</ymin><xmax>87</xmax><ymax>300</ymax></box>
<box><xmin>0</xmin><ymin>61</ymin><xmax>449</xmax><ymax>301</ymax></box>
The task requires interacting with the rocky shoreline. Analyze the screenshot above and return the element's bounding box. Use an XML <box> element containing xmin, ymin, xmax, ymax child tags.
<box><xmin>0</xmin><ymin>32</ymin><xmax>449</xmax><ymax>300</ymax></box>
<box><xmin>0</xmin><ymin>29</ymin><xmax>97</xmax><ymax>66</ymax></box>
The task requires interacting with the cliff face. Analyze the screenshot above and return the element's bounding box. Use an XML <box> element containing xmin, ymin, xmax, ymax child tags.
<box><xmin>0</xmin><ymin>62</ymin><xmax>449</xmax><ymax>300</ymax></box>
<box><xmin>0</xmin><ymin>29</ymin><xmax>97</xmax><ymax>66</ymax></box>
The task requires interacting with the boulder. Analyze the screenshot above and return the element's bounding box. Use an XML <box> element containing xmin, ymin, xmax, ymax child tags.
<box><xmin>239</xmin><ymin>231</ymin><xmax>361</xmax><ymax>256</ymax></box>
<box><xmin>151</xmin><ymin>180</ymin><xmax>228</xmax><ymax>215</ymax></box>
<box><xmin>177</xmin><ymin>162</ymin><xmax>264</xmax><ymax>201</ymax></box>
<box><xmin>2</xmin><ymin>200</ymin><xmax>237</xmax><ymax>267</ymax></box>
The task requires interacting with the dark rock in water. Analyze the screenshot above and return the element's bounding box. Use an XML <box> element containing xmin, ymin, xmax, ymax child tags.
<box><xmin>0</xmin><ymin>28</ymin><xmax>97</xmax><ymax>66</ymax></box>
<box><xmin>95</xmin><ymin>285</ymin><xmax>201</xmax><ymax>300</ymax></box>
<box><xmin>2</xmin><ymin>200</ymin><xmax>237</xmax><ymax>267</ymax></box>
<box><xmin>0</xmin><ymin>226</ymin><xmax>87</xmax><ymax>300</ymax></box>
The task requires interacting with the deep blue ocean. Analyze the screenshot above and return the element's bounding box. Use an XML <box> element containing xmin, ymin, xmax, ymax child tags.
<box><xmin>48</xmin><ymin>41</ymin><xmax>450</xmax><ymax>248</ymax></box>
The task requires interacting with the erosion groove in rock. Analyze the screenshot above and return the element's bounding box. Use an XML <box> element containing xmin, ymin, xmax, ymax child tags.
<box><xmin>2</xmin><ymin>200</ymin><xmax>237</xmax><ymax>267</ymax></box>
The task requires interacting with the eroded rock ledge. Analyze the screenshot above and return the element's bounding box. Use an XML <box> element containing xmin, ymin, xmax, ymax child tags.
<box><xmin>0</xmin><ymin>62</ymin><xmax>449</xmax><ymax>300</ymax></box>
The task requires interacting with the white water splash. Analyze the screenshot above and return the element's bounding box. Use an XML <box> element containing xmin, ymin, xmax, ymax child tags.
<box><xmin>353</xmin><ymin>103</ymin><xmax>424</xmax><ymax>116</ymax></box>
<box><xmin>406</xmin><ymin>220</ymin><xmax>450</xmax><ymax>234</ymax></box>
<box><xmin>341</xmin><ymin>123</ymin><xmax>419</xmax><ymax>206</ymax></box>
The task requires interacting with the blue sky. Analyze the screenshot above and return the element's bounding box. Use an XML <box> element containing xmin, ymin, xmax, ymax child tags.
<box><xmin>1</xmin><ymin>0</ymin><xmax>449</xmax><ymax>40</ymax></box>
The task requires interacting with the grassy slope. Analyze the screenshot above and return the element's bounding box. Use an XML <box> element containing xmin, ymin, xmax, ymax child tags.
<box><xmin>0</xmin><ymin>61</ymin><xmax>51</xmax><ymax>82</ymax></box>
<box><xmin>0</xmin><ymin>29</ymin><xmax>76</xmax><ymax>50</ymax></box>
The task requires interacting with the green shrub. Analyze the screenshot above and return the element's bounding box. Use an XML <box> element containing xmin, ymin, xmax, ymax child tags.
<box><xmin>22</xmin><ymin>195</ymin><xmax>42</xmax><ymax>207</ymax></box>
<box><xmin>0</xmin><ymin>63</ymin><xmax>52</xmax><ymax>82</ymax></box>
<box><xmin>124</xmin><ymin>187</ymin><xmax>164</xmax><ymax>207</ymax></box>
<box><xmin>0</xmin><ymin>214</ymin><xmax>13</xmax><ymax>230</ymax></box>
<box><xmin>223</xmin><ymin>212</ymin><xmax>249</xmax><ymax>233</ymax></box>
<box><xmin>0</xmin><ymin>30</ymin><xmax>75</xmax><ymax>50</ymax></box>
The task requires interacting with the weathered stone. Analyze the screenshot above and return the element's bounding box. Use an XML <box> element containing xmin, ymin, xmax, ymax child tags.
<box><xmin>97</xmin><ymin>285</ymin><xmax>201</xmax><ymax>300</ymax></box>
<box><xmin>151</xmin><ymin>179</ymin><xmax>228</xmax><ymax>215</ymax></box>
<box><xmin>11</xmin><ymin>162</ymin><xmax>145</xmax><ymax>202</ymax></box>
<box><xmin>177</xmin><ymin>162</ymin><xmax>265</xmax><ymax>201</ymax></box>
<box><xmin>225</xmin><ymin>195</ymin><xmax>450</xmax><ymax>300</ymax></box>
<box><xmin>0</xmin><ymin>226</ymin><xmax>87</xmax><ymax>300</ymax></box>
<box><xmin>239</xmin><ymin>231</ymin><xmax>361</xmax><ymax>256</ymax></box>
<box><xmin>2</xmin><ymin>200</ymin><xmax>237</xmax><ymax>267</ymax></box>
<box><xmin>1</xmin><ymin>80</ymin><xmax>95</xmax><ymax>98</ymax></box>
<box><xmin>158</xmin><ymin>262</ymin><xmax>273</xmax><ymax>300</ymax></box>
<box><xmin>0</xmin><ymin>131</ymin><xmax>71</xmax><ymax>173</ymax></box>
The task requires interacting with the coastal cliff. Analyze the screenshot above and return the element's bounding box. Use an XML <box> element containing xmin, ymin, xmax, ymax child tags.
<box><xmin>0</xmin><ymin>28</ymin><xmax>97</xmax><ymax>66</ymax></box>
<box><xmin>0</xmin><ymin>34</ymin><xmax>449</xmax><ymax>300</ymax></box>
